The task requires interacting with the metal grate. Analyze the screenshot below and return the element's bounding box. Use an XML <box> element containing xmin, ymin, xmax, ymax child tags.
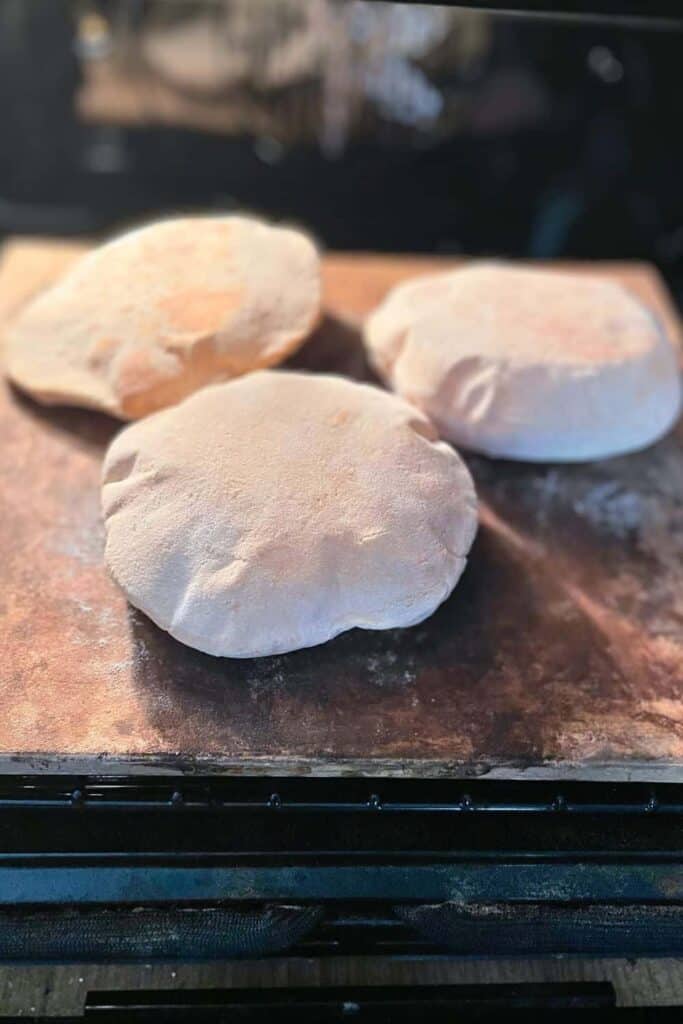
<box><xmin>1</xmin><ymin>776</ymin><xmax>682</xmax><ymax>815</ymax></box>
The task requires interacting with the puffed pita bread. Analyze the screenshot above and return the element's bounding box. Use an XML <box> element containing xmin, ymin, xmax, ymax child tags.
<box><xmin>101</xmin><ymin>370</ymin><xmax>478</xmax><ymax>658</ymax></box>
<box><xmin>365</xmin><ymin>262</ymin><xmax>681</xmax><ymax>462</ymax></box>
<box><xmin>5</xmin><ymin>216</ymin><xmax>321</xmax><ymax>419</ymax></box>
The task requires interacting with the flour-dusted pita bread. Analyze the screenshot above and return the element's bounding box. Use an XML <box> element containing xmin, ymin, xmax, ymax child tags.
<box><xmin>5</xmin><ymin>216</ymin><xmax>321</xmax><ymax>419</ymax></box>
<box><xmin>101</xmin><ymin>371</ymin><xmax>478</xmax><ymax>658</ymax></box>
<box><xmin>365</xmin><ymin>263</ymin><xmax>681</xmax><ymax>462</ymax></box>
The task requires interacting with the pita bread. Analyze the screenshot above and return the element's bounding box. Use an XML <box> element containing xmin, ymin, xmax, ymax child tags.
<box><xmin>101</xmin><ymin>370</ymin><xmax>478</xmax><ymax>658</ymax></box>
<box><xmin>5</xmin><ymin>216</ymin><xmax>321</xmax><ymax>419</ymax></box>
<box><xmin>365</xmin><ymin>262</ymin><xmax>681</xmax><ymax>461</ymax></box>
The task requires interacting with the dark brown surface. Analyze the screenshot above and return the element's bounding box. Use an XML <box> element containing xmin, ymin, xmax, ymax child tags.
<box><xmin>1</xmin><ymin>247</ymin><xmax>682</xmax><ymax>778</ymax></box>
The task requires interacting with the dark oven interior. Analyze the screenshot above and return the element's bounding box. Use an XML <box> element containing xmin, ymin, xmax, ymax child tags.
<box><xmin>1</xmin><ymin>0</ymin><xmax>681</xmax><ymax>301</ymax></box>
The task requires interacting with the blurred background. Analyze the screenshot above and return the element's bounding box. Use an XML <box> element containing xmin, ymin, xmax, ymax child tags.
<box><xmin>0</xmin><ymin>0</ymin><xmax>681</xmax><ymax>296</ymax></box>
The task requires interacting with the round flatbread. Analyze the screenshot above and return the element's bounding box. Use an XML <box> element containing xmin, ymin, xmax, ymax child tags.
<box><xmin>101</xmin><ymin>370</ymin><xmax>478</xmax><ymax>658</ymax></box>
<box><xmin>365</xmin><ymin>262</ymin><xmax>681</xmax><ymax>461</ymax></box>
<box><xmin>5</xmin><ymin>216</ymin><xmax>321</xmax><ymax>419</ymax></box>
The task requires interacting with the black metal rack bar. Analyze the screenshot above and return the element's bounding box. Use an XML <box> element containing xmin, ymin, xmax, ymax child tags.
<box><xmin>378</xmin><ymin>0</ymin><xmax>683</xmax><ymax>30</ymax></box>
<box><xmin>0</xmin><ymin>775</ymin><xmax>681</xmax><ymax>960</ymax></box>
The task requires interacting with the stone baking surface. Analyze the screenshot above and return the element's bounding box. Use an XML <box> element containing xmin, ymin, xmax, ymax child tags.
<box><xmin>1</xmin><ymin>245</ymin><xmax>682</xmax><ymax>778</ymax></box>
